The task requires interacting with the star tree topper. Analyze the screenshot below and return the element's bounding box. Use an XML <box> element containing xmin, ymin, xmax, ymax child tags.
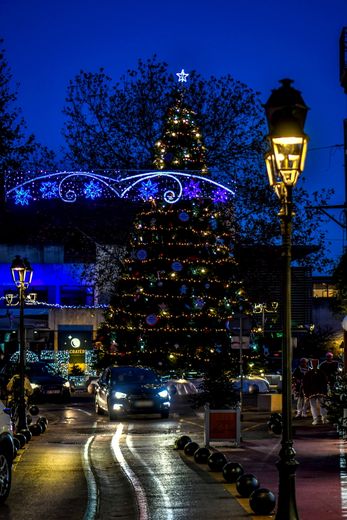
<box><xmin>176</xmin><ymin>69</ymin><xmax>189</xmax><ymax>82</ymax></box>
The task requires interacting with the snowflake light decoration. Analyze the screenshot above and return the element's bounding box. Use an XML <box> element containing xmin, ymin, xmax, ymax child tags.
<box><xmin>14</xmin><ymin>187</ymin><xmax>32</xmax><ymax>206</ymax></box>
<box><xmin>84</xmin><ymin>180</ymin><xmax>102</xmax><ymax>200</ymax></box>
<box><xmin>40</xmin><ymin>181</ymin><xmax>59</xmax><ymax>199</ymax></box>
<box><xmin>183</xmin><ymin>179</ymin><xmax>202</xmax><ymax>199</ymax></box>
<box><xmin>138</xmin><ymin>180</ymin><xmax>159</xmax><ymax>201</ymax></box>
<box><xmin>212</xmin><ymin>187</ymin><xmax>229</xmax><ymax>204</ymax></box>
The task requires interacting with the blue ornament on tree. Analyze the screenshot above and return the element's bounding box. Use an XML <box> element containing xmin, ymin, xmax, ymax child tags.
<box><xmin>137</xmin><ymin>249</ymin><xmax>147</xmax><ymax>260</ymax></box>
<box><xmin>172</xmin><ymin>261</ymin><xmax>183</xmax><ymax>272</ymax></box>
<box><xmin>193</xmin><ymin>298</ymin><xmax>205</xmax><ymax>310</ymax></box>
<box><xmin>179</xmin><ymin>211</ymin><xmax>189</xmax><ymax>222</ymax></box>
<box><xmin>146</xmin><ymin>314</ymin><xmax>158</xmax><ymax>326</ymax></box>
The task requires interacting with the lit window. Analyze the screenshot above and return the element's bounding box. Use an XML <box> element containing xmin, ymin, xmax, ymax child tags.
<box><xmin>313</xmin><ymin>282</ymin><xmax>337</xmax><ymax>298</ymax></box>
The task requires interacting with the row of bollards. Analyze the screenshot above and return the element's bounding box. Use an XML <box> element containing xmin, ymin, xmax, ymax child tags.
<box><xmin>174</xmin><ymin>435</ymin><xmax>276</xmax><ymax>516</ymax></box>
<box><xmin>12</xmin><ymin>405</ymin><xmax>48</xmax><ymax>456</ymax></box>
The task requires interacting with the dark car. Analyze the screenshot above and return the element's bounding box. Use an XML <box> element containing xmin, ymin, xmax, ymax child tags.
<box><xmin>95</xmin><ymin>366</ymin><xmax>171</xmax><ymax>420</ymax></box>
<box><xmin>26</xmin><ymin>362</ymin><xmax>72</xmax><ymax>402</ymax></box>
<box><xmin>0</xmin><ymin>362</ymin><xmax>72</xmax><ymax>403</ymax></box>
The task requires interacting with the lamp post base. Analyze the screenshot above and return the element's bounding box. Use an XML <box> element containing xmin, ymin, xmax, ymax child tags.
<box><xmin>17</xmin><ymin>396</ymin><xmax>28</xmax><ymax>432</ymax></box>
<box><xmin>275</xmin><ymin>446</ymin><xmax>300</xmax><ymax>520</ymax></box>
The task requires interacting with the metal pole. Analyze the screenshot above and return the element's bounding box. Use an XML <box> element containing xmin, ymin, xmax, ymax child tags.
<box><xmin>17</xmin><ymin>279</ymin><xmax>27</xmax><ymax>431</ymax></box>
<box><xmin>275</xmin><ymin>186</ymin><xmax>299</xmax><ymax>520</ymax></box>
<box><xmin>343</xmin><ymin>322</ymin><xmax>347</xmax><ymax>373</ymax></box>
<box><xmin>262</xmin><ymin>305</ymin><xmax>265</xmax><ymax>333</ymax></box>
<box><xmin>343</xmin><ymin>119</ymin><xmax>347</xmax><ymax>247</ymax></box>
<box><xmin>239</xmin><ymin>316</ymin><xmax>243</xmax><ymax>412</ymax></box>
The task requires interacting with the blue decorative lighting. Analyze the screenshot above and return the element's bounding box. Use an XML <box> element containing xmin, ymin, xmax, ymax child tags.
<box><xmin>14</xmin><ymin>186</ymin><xmax>32</xmax><ymax>206</ymax></box>
<box><xmin>6</xmin><ymin>170</ymin><xmax>235</xmax><ymax>206</ymax></box>
<box><xmin>183</xmin><ymin>179</ymin><xmax>202</xmax><ymax>199</ymax></box>
<box><xmin>84</xmin><ymin>180</ymin><xmax>102</xmax><ymax>200</ymax></box>
<box><xmin>40</xmin><ymin>181</ymin><xmax>59</xmax><ymax>199</ymax></box>
<box><xmin>212</xmin><ymin>187</ymin><xmax>230</xmax><ymax>204</ymax></box>
<box><xmin>138</xmin><ymin>179</ymin><xmax>159</xmax><ymax>201</ymax></box>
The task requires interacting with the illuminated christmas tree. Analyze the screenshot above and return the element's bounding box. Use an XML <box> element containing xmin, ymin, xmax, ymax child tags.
<box><xmin>105</xmin><ymin>198</ymin><xmax>243</xmax><ymax>369</ymax></box>
<box><xmin>153</xmin><ymin>69</ymin><xmax>208</xmax><ymax>173</ymax></box>
<box><xmin>102</xmin><ymin>72</ymin><xmax>245</xmax><ymax>371</ymax></box>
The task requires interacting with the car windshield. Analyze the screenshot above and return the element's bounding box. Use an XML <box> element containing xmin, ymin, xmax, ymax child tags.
<box><xmin>110</xmin><ymin>368</ymin><xmax>160</xmax><ymax>385</ymax></box>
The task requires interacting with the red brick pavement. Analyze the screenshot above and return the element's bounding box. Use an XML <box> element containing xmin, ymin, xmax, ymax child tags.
<box><xmin>221</xmin><ymin>417</ymin><xmax>347</xmax><ymax>519</ymax></box>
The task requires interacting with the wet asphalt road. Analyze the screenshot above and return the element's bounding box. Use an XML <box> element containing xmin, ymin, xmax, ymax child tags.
<box><xmin>0</xmin><ymin>393</ymin><xmax>249</xmax><ymax>520</ymax></box>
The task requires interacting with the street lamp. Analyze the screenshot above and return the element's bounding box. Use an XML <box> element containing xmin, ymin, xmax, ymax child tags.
<box><xmin>253</xmin><ymin>302</ymin><xmax>279</xmax><ymax>333</ymax></box>
<box><xmin>9</xmin><ymin>255</ymin><xmax>34</xmax><ymax>431</ymax></box>
<box><xmin>264</xmin><ymin>79</ymin><xmax>309</xmax><ymax>520</ymax></box>
<box><xmin>342</xmin><ymin>316</ymin><xmax>347</xmax><ymax>372</ymax></box>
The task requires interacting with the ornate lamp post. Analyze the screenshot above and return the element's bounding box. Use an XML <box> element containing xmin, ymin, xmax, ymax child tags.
<box><xmin>9</xmin><ymin>256</ymin><xmax>33</xmax><ymax>431</ymax></box>
<box><xmin>264</xmin><ymin>79</ymin><xmax>309</xmax><ymax>520</ymax></box>
<box><xmin>342</xmin><ymin>316</ymin><xmax>347</xmax><ymax>372</ymax></box>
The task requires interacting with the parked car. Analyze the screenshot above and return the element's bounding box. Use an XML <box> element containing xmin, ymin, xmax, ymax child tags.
<box><xmin>95</xmin><ymin>366</ymin><xmax>171</xmax><ymax>420</ymax></box>
<box><xmin>0</xmin><ymin>398</ymin><xmax>14</xmax><ymax>503</ymax></box>
<box><xmin>0</xmin><ymin>362</ymin><xmax>72</xmax><ymax>403</ymax></box>
<box><xmin>86</xmin><ymin>376</ymin><xmax>99</xmax><ymax>395</ymax></box>
<box><xmin>166</xmin><ymin>378</ymin><xmax>203</xmax><ymax>395</ymax></box>
<box><xmin>232</xmin><ymin>375</ymin><xmax>270</xmax><ymax>394</ymax></box>
<box><xmin>164</xmin><ymin>374</ymin><xmax>270</xmax><ymax>396</ymax></box>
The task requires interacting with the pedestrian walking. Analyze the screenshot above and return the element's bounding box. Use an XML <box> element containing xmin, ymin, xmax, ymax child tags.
<box><xmin>292</xmin><ymin>357</ymin><xmax>310</xmax><ymax>418</ymax></box>
<box><xmin>303</xmin><ymin>358</ymin><xmax>328</xmax><ymax>425</ymax></box>
<box><xmin>319</xmin><ymin>351</ymin><xmax>339</xmax><ymax>391</ymax></box>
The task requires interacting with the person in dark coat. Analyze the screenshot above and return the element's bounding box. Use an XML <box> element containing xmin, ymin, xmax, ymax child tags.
<box><xmin>303</xmin><ymin>358</ymin><xmax>328</xmax><ymax>425</ymax></box>
<box><xmin>319</xmin><ymin>352</ymin><xmax>339</xmax><ymax>390</ymax></box>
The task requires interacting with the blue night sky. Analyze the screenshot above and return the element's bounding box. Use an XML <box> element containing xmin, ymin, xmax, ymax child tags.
<box><xmin>1</xmin><ymin>0</ymin><xmax>346</xmax><ymax>261</ymax></box>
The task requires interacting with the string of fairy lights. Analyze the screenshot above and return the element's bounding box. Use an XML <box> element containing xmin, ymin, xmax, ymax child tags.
<box><xmin>0</xmin><ymin>296</ymin><xmax>107</xmax><ymax>310</ymax></box>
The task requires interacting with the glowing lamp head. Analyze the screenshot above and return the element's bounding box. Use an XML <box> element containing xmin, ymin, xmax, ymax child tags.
<box><xmin>271</xmin><ymin>135</ymin><xmax>308</xmax><ymax>185</ymax></box>
<box><xmin>11</xmin><ymin>256</ymin><xmax>33</xmax><ymax>287</ymax></box>
<box><xmin>264</xmin><ymin>79</ymin><xmax>309</xmax><ymax>189</ymax></box>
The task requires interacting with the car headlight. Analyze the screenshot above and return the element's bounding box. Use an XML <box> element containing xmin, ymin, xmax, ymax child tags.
<box><xmin>63</xmin><ymin>381</ymin><xmax>71</xmax><ymax>388</ymax></box>
<box><xmin>30</xmin><ymin>383</ymin><xmax>41</xmax><ymax>390</ymax></box>
<box><xmin>114</xmin><ymin>391</ymin><xmax>127</xmax><ymax>399</ymax></box>
<box><xmin>158</xmin><ymin>389</ymin><xmax>169</xmax><ymax>399</ymax></box>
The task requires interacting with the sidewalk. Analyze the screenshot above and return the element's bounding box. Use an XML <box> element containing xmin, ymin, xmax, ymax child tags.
<box><xmin>181</xmin><ymin>398</ymin><xmax>347</xmax><ymax>519</ymax></box>
<box><xmin>227</xmin><ymin>410</ymin><xmax>347</xmax><ymax>520</ymax></box>
<box><xmin>235</xmin><ymin>409</ymin><xmax>344</xmax><ymax>519</ymax></box>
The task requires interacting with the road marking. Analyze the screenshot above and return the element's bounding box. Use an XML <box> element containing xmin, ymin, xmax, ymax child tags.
<box><xmin>73</xmin><ymin>408</ymin><xmax>93</xmax><ymax>416</ymax></box>
<box><xmin>126</xmin><ymin>433</ymin><xmax>174</xmax><ymax>520</ymax></box>
<box><xmin>82</xmin><ymin>435</ymin><xmax>99</xmax><ymax>520</ymax></box>
<box><xmin>111</xmin><ymin>424</ymin><xmax>149</xmax><ymax>520</ymax></box>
